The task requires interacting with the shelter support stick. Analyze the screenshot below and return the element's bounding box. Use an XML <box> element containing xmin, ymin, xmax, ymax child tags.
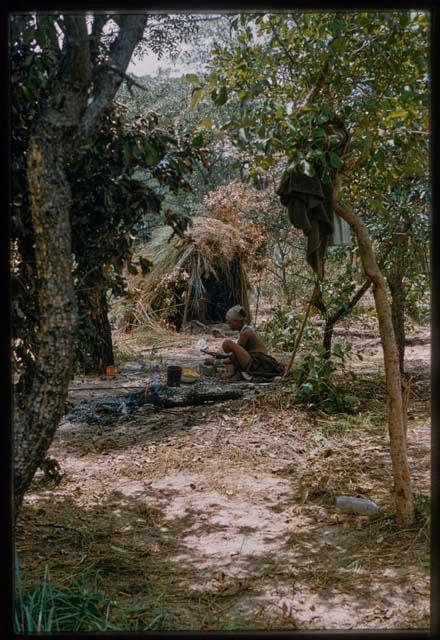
<box><xmin>254</xmin><ymin>267</ymin><xmax>264</xmax><ymax>327</ymax></box>
<box><xmin>182</xmin><ymin>278</ymin><xmax>192</xmax><ymax>328</ymax></box>
<box><xmin>283</xmin><ymin>280</ymin><xmax>320</xmax><ymax>375</ymax></box>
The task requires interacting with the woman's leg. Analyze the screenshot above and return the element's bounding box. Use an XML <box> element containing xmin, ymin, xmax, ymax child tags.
<box><xmin>222</xmin><ymin>339</ymin><xmax>251</xmax><ymax>371</ymax></box>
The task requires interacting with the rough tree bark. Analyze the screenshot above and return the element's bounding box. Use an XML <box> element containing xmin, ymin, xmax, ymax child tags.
<box><xmin>333</xmin><ymin>178</ymin><xmax>414</xmax><ymax>528</ymax></box>
<box><xmin>79</xmin><ymin>286</ymin><xmax>115</xmax><ymax>370</ymax></box>
<box><xmin>14</xmin><ymin>129</ymin><xmax>77</xmax><ymax>516</ymax></box>
<box><xmin>13</xmin><ymin>14</ymin><xmax>147</xmax><ymax>517</ymax></box>
<box><xmin>386</xmin><ymin>229</ymin><xmax>409</xmax><ymax>375</ymax></box>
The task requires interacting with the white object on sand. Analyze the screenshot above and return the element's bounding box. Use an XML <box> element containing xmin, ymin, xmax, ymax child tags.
<box><xmin>195</xmin><ymin>338</ymin><xmax>208</xmax><ymax>351</ymax></box>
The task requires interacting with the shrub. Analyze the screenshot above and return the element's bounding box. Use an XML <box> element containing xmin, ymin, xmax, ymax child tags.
<box><xmin>289</xmin><ymin>341</ymin><xmax>360</xmax><ymax>414</ymax></box>
<box><xmin>260</xmin><ymin>305</ymin><xmax>299</xmax><ymax>351</ymax></box>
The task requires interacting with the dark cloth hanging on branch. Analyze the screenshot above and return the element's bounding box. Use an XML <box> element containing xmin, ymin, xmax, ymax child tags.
<box><xmin>276</xmin><ymin>171</ymin><xmax>334</xmax><ymax>279</ymax></box>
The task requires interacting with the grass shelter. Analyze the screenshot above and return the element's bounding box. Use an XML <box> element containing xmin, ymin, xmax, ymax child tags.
<box><xmin>121</xmin><ymin>216</ymin><xmax>251</xmax><ymax>331</ymax></box>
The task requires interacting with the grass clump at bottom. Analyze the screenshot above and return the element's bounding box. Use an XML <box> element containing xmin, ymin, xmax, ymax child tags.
<box><xmin>15</xmin><ymin>557</ymin><xmax>175</xmax><ymax>633</ymax></box>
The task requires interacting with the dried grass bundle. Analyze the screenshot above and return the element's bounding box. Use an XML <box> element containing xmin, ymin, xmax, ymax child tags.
<box><xmin>120</xmin><ymin>217</ymin><xmax>251</xmax><ymax>332</ymax></box>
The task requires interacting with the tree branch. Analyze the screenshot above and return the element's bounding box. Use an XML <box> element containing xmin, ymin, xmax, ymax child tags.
<box><xmin>89</xmin><ymin>14</ymin><xmax>110</xmax><ymax>64</ymax></box>
<box><xmin>100</xmin><ymin>64</ymin><xmax>148</xmax><ymax>96</ymax></box>
<box><xmin>81</xmin><ymin>14</ymin><xmax>148</xmax><ymax>138</ymax></box>
<box><xmin>269</xmin><ymin>23</ymin><xmax>297</xmax><ymax>81</ymax></box>
<box><xmin>301</xmin><ymin>59</ymin><xmax>330</xmax><ymax>108</ymax></box>
<box><xmin>63</xmin><ymin>15</ymin><xmax>91</xmax><ymax>86</ymax></box>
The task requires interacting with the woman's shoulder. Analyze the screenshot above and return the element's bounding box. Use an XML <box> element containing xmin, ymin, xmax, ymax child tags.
<box><xmin>240</xmin><ymin>324</ymin><xmax>255</xmax><ymax>334</ymax></box>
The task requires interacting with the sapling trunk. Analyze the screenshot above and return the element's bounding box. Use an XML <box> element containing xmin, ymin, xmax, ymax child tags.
<box><xmin>333</xmin><ymin>182</ymin><xmax>414</xmax><ymax>528</ymax></box>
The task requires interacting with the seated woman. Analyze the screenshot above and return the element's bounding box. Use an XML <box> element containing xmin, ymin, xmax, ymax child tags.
<box><xmin>202</xmin><ymin>305</ymin><xmax>284</xmax><ymax>381</ymax></box>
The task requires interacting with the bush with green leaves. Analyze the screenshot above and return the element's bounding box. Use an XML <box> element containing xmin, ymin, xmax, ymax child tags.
<box><xmin>405</xmin><ymin>273</ymin><xmax>430</xmax><ymax>323</ymax></box>
<box><xmin>259</xmin><ymin>306</ymin><xmax>298</xmax><ymax>351</ymax></box>
<box><xmin>289</xmin><ymin>341</ymin><xmax>360</xmax><ymax>414</ymax></box>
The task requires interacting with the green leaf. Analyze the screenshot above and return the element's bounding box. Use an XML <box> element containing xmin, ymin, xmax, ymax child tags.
<box><xmin>191</xmin><ymin>132</ymin><xmax>204</xmax><ymax>148</ymax></box>
<box><xmin>200</xmin><ymin>117</ymin><xmax>213</xmax><ymax>129</ymax></box>
<box><xmin>328</xmin><ymin>151</ymin><xmax>343</xmax><ymax>169</ymax></box>
<box><xmin>238</xmin><ymin>128</ymin><xmax>248</xmax><ymax>144</ymax></box>
<box><xmin>216</xmin><ymin>85</ymin><xmax>228</xmax><ymax>106</ymax></box>
<box><xmin>142</xmin><ymin>141</ymin><xmax>159</xmax><ymax>166</ymax></box>
<box><xmin>301</xmin><ymin>382</ymin><xmax>314</xmax><ymax>395</ymax></box>
<box><xmin>329</xmin><ymin>37</ymin><xmax>344</xmax><ymax>53</ymax></box>
<box><xmin>255</xmin><ymin>155</ymin><xmax>274</xmax><ymax>169</ymax></box>
<box><xmin>190</xmin><ymin>88</ymin><xmax>203</xmax><ymax>108</ymax></box>
<box><xmin>23</xmin><ymin>28</ymin><xmax>35</xmax><ymax>45</ymax></box>
<box><xmin>313</xmin><ymin>128</ymin><xmax>326</xmax><ymax>140</ymax></box>
<box><xmin>122</xmin><ymin>144</ymin><xmax>131</xmax><ymax>164</ymax></box>
<box><xmin>389</xmin><ymin>109</ymin><xmax>408</xmax><ymax>119</ymax></box>
<box><xmin>185</xmin><ymin>73</ymin><xmax>200</xmax><ymax>84</ymax></box>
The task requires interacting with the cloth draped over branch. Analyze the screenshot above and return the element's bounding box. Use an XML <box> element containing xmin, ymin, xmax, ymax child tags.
<box><xmin>276</xmin><ymin>171</ymin><xmax>334</xmax><ymax>278</ymax></box>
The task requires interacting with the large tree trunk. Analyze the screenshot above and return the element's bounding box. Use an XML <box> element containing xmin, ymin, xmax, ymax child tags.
<box><xmin>13</xmin><ymin>17</ymin><xmax>93</xmax><ymax>517</ymax></box>
<box><xmin>333</xmin><ymin>185</ymin><xmax>414</xmax><ymax>528</ymax></box>
<box><xmin>13</xmin><ymin>15</ymin><xmax>148</xmax><ymax>518</ymax></box>
<box><xmin>14</xmin><ymin>129</ymin><xmax>77</xmax><ymax>516</ymax></box>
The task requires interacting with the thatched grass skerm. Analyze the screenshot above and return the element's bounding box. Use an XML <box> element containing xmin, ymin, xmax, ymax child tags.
<box><xmin>121</xmin><ymin>217</ymin><xmax>251</xmax><ymax>331</ymax></box>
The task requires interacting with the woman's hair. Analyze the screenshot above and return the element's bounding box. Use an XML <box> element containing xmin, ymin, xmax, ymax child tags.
<box><xmin>225</xmin><ymin>305</ymin><xmax>247</xmax><ymax>321</ymax></box>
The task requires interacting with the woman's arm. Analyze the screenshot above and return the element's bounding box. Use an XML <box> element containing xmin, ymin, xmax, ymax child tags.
<box><xmin>201</xmin><ymin>349</ymin><xmax>230</xmax><ymax>359</ymax></box>
<box><xmin>237</xmin><ymin>327</ymin><xmax>251</xmax><ymax>348</ymax></box>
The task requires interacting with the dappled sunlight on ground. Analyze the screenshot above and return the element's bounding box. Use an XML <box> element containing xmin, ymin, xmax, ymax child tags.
<box><xmin>16</xmin><ymin>319</ymin><xmax>430</xmax><ymax>631</ymax></box>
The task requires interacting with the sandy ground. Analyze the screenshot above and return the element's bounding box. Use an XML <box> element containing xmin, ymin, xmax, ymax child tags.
<box><xmin>16</xmin><ymin>319</ymin><xmax>431</xmax><ymax>631</ymax></box>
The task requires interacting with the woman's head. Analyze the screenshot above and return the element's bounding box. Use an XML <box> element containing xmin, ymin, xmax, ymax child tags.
<box><xmin>225</xmin><ymin>305</ymin><xmax>247</xmax><ymax>330</ymax></box>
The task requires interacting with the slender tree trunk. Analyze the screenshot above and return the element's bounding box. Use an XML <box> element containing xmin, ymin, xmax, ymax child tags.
<box><xmin>323</xmin><ymin>322</ymin><xmax>334</xmax><ymax>356</ymax></box>
<box><xmin>386</xmin><ymin>230</ymin><xmax>409</xmax><ymax>375</ymax></box>
<box><xmin>78</xmin><ymin>286</ymin><xmax>115</xmax><ymax>371</ymax></box>
<box><xmin>333</xmin><ymin>182</ymin><xmax>414</xmax><ymax>528</ymax></box>
<box><xmin>277</xmin><ymin>243</ymin><xmax>292</xmax><ymax>306</ymax></box>
<box><xmin>322</xmin><ymin>278</ymin><xmax>372</xmax><ymax>357</ymax></box>
<box><xmin>387</xmin><ymin>272</ymin><xmax>406</xmax><ymax>375</ymax></box>
<box><xmin>14</xmin><ymin>130</ymin><xmax>77</xmax><ymax>516</ymax></box>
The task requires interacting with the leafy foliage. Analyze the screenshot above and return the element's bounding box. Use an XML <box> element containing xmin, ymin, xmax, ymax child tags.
<box><xmin>10</xmin><ymin>13</ymin><xmax>204</xmax><ymax>375</ymax></box>
<box><xmin>116</xmin><ymin>70</ymin><xmax>242</xmax><ymax>223</ymax></box>
<box><xmin>67</xmin><ymin>102</ymin><xmax>200</xmax><ymax>370</ymax></box>
<box><xmin>260</xmin><ymin>306</ymin><xmax>298</xmax><ymax>351</ymax></box>
<box><xmin>204</xmin><ymin>11</ymin><xmax>428</xmax><ymax>178</ymax></box>
<box><xmin>289</xmin><ymin>341</ymin><xmax>360</xmax><ymax>414</ymax></box>
<box><xmin>203</xmin><ymin>11</ymin><xmax>429</xmax><ymax>339</ymax></box>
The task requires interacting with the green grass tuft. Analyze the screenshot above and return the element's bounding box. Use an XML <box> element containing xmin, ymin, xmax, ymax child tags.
<box><xmin>15</xmin><ymin>555</ymin><xmax>174</xmax><ymax>633</ymax></box>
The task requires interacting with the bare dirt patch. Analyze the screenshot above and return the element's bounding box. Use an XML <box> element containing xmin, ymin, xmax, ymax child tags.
<box><xmin>16</xmin><ymin>320</ymin><xmax>430</xmax><ymax>631</ymax></box>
